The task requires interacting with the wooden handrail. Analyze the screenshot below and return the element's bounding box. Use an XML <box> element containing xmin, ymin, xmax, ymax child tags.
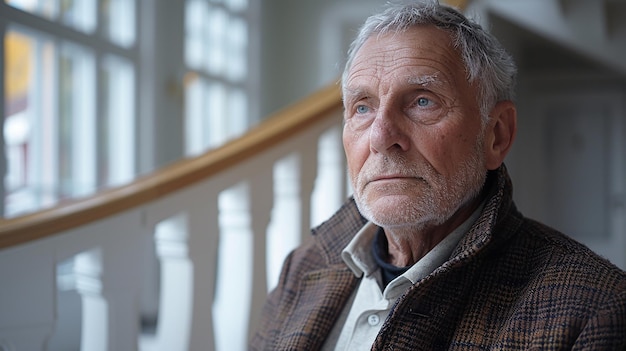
<box><xmin>0</xmin><ymin>82</ymin><xmax>343</xmax><ymax>250</ymax></box>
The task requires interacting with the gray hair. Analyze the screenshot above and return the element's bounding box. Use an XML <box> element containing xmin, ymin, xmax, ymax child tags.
<box><xmin>342</xmin><ymin>0</ymin><xmax>517</xmax><ymax>120</ymax></box>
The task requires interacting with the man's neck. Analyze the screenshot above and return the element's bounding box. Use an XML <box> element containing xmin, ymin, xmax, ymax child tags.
<box><xmin>382</xmin><ymin>194</ymin><xmax>485</xmax><ymax>267</ymax></box>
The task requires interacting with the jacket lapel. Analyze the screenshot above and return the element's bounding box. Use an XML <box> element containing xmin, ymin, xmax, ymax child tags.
<box><xmin>275</xmin><ymin>267</ymin><xmax>358</xmax><ymax>350</ymax></box>
<box><xmin>271</xmin><ymin>198</ymin><xmax>365</xmax><ymax>349</ymax></box>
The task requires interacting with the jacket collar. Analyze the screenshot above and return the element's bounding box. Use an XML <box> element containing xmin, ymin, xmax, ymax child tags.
<box><xmin>450</xmin><ymin>164</ymin><xmax>522</xmax><ymax>261</ymax></box>
<box><xmin>311</xmin><ymin>164</ymin><xmax>521</xmax><ymax>267</ymax></box>
<box><xmin>311</xmin><ymin>197</ymin><xmax>368</xmax><ymax>265</ymax></box>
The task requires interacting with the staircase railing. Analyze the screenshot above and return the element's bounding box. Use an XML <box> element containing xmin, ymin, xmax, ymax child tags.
<box><xmin>0</xmin><ymin>82</ymin><xmax>346</xmax><ymax>351</ymax></box>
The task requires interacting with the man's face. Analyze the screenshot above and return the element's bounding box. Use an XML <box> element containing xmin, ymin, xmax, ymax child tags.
<box><xmin>342</xmin><ymin>25</ymin><xmax>488</xmax><ymax>230</ymax></box>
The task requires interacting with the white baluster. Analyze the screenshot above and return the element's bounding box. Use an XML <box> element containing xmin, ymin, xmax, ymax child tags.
<box><xmin>312</xmin><ymin>126</ymin><xmax>347</xmax><ymax>227</ymax></box>
<box><xmin>154</xmin><ymin>214</ymin><xmax>194</xmax><ymax>350</ymax></box>
<box><xmin>267</xmin><ymin>154</ymin><xmax>303</xmax><ymax>290</ymax></box>
<box><xmin>248</xmin><ymin>169</ymin><xmax>273</xmax><ymax>342</ymax></box>
<box><xmin>153</xmin><ymin>193</ymin><xmax>220</xmax><ymax>351</ymax></box>
<box><xmin>214</xmin><ymin>182</ymin><xmax>253</xmax><ymax>351</ymax></box>
<box><xmin>73</xmin><ymin>249</ymin><xmax>108</xmax><ymax>351</ymax></box>
<box><xmin>49</xmin><ymin>258</ymin><xmax>81</xmax><ymax>351</ymax></box>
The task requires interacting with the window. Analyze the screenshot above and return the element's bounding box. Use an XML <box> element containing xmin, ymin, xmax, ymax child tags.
<box><xmin>184</xmin><ymin>0</ymin><xmax>251</xmax><ymax>156</ymax></box>
<box><xmin>2</xmin><ymin>0</ymin><xmax>256</xmax><ymax>217</ymax></box>
<box><xmin>1</xmin><ymin>0</ymin><xmax>136</xmax><ymax>217</ymax></box>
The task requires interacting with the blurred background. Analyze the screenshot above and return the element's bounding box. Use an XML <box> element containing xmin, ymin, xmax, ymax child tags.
<box><xmin>1</xmin><ymin>0</ymin><xmax>625</xmax><ymax>350</ymax></box>
<box><xmin>2</xmin><ymin>0</ymin><xmax>625</xmax><ymax>264</ymax></box>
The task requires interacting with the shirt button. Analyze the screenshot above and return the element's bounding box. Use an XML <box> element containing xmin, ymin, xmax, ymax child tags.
<box><xmin>367</xmin><ymin>314</ymin><xmax>380</xmax><ymax>326</ymax></box>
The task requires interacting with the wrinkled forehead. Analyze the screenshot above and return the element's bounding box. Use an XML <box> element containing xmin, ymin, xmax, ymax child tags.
<box><xmin>344</xmin><ymin>26</ymin><xmax>466</xmax><ymax>91</ymax></box>
<box><xmin>343</xmin><ymin>72</ymin><xmax>445</xmax><ymax>101</ymax></box>
<box><xmin>344</xmin><ymin>25</ymin><xmax>463</xmax><ymax>78</ymax></box>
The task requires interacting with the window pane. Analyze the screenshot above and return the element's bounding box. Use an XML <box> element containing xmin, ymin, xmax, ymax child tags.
<box><xmin>101</xmin><ymin>0</ymin><xmax>136</xmax><ymax>47</ymax></box>
<box><xmin>228</xmin><ymin>88</ymin><xmax>247</xmax><ymax>138</ymax></box>
<box><xmin>227</xmin><ymin>17</ymin><xmax>247</xmax><ymax>81</ymax></box>
<box><xmin>101</xmin><ymin>55</ymin><xmax>135</xmax><ymax>186</ymax></box>
<box><xmin>59</xmin><ymin>0</ymin><xmax>97</xmax><ymax>33</ymax></box>
<box><xmin>184</xmin><ymin>75</ymin><xmax>206</xmax><ymax>156</ymax></box>
<box><xmin>4</xmin><ymin>28</ymin><xmax>58</xmax><ymax>216</ymax></box>
<box><xmin>207</xmin><ymin>82</ymin><xmax>226</xmax><ymax>147</ymax></box>
<box><xmin>185</xmin><ymin>0</ymin><xmax>206</xmax><ymax>69</ymax></box>
<box><xmin>58</xmin><ymin>42</ymin><xmax>96</xmax><ymax>198</ymax></box>
<box><xmin>4</xmin><ymin>31</ymin><xmax>32</xmax><ymax>213</ymax></box>
<box><xmin>206</xmin><ymin>6</ymin><xmax>227</xmax><ymax>75</ymax></box>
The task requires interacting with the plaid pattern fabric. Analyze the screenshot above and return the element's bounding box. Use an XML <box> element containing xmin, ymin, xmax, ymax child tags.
<box><xmin>250</xmin><ymin>166</ymin><xmax>626</xmax><ymax>350</ymax></box>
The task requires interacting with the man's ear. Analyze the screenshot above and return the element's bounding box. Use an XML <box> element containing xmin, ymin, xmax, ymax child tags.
<box><xmin>484</xmin><ymin>100</ymin><xmax>517</xmax><ymax>170</ymax></box>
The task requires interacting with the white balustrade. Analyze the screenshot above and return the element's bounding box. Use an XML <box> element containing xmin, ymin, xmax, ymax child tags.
<box><xmin>0</xmin><ymin>110</ymin><xmax>345</xmax><ymax>351</ymax></box>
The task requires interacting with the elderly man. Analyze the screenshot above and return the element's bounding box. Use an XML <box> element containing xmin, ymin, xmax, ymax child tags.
<box><xmin>251</xmin><ymin>1</ymin><xmax>626</xmax><ymax>350</ymax></box>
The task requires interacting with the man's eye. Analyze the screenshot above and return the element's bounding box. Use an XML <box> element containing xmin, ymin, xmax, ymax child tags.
<box><xmin>356</xmin><ymin>105</ymin><xmax>370</xmax><ymax>114</ymax></box>
<box><xmin>416</xmin><ymin>97</ymin><xmax>430</xmax><ymax>107</ymax></box>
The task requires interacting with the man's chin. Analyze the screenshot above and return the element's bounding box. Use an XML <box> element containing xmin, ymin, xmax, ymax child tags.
<box><xmin>356</xmin><ymin>192</ymin><xmax>466</xmax><ymax>229</ymax></box>
<box><xmin>356</xmin><ymin>198</ymin><xmax>427</xmax><ymax>226</ymax></box>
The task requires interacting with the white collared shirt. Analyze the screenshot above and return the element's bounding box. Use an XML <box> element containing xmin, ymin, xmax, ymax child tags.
<box><xmin>322</xmin><ymin>203</ymin><xmax>484</xmax><ymax>350</ymax></box>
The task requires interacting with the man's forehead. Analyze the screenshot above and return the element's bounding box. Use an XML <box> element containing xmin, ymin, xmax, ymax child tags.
<box><xmin>406</xmin><ymin>73</ymin><xmax>442</xmax><ymax>86</ymax></box>
<box><xmin>347</xmin><ymin>31</ymin><xmax>461</xmax><ymax>81</ymax></box>
<box><xmin>344</xmin><ymin>72</ymin><xmax>446</xmax><ymax>94</ymax></box>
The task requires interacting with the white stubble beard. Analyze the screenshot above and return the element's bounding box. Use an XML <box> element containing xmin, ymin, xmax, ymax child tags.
<box><xmin>352</xmin><ymin>131</ymin><xmax>487</xmax><ymax>231</ymax></box>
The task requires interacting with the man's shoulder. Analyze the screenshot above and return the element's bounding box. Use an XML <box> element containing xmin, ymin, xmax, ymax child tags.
<box><xmin>522</xmin><ymin>218</ymin><xmax>623</xmax><ymax>270</ymax></box>
<box><xmin>510</xmin><ymin>216</ymin><xmax>626</xmax><ymax>294</ymax></box>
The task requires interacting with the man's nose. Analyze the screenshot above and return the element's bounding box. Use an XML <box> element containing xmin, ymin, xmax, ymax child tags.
<box><xmin>369</xmin><ymin>108</ymin><xmax>410</xmax><ymax>153</ymax></box>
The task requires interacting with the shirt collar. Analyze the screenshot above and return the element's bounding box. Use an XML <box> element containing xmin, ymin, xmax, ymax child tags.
<box><xmin>341</xmin><ymin>222</ymin><xmax>379</xmax><ymax>278</ymax></box>
<box><xmin>342</xmin><ymin>201</ymin><xmax>485</xmax><ymax>280</ymax></box>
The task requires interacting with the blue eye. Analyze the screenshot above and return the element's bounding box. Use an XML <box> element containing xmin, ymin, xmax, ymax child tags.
<box><xmin>356</xmin><ymin>105</ymin><xmax>370</xmax><ymax>114</ymax></box>
<box><xmin>416</xmin><ymin>97</ymin><xmax>430</xmax><ymax>107</ymax></box>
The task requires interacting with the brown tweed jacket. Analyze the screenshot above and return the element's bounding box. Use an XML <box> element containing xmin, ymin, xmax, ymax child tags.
<box><xmin>251</xmin><ymin>166</ymin><xmax>626</xmax><ymax>350</ymax></box>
